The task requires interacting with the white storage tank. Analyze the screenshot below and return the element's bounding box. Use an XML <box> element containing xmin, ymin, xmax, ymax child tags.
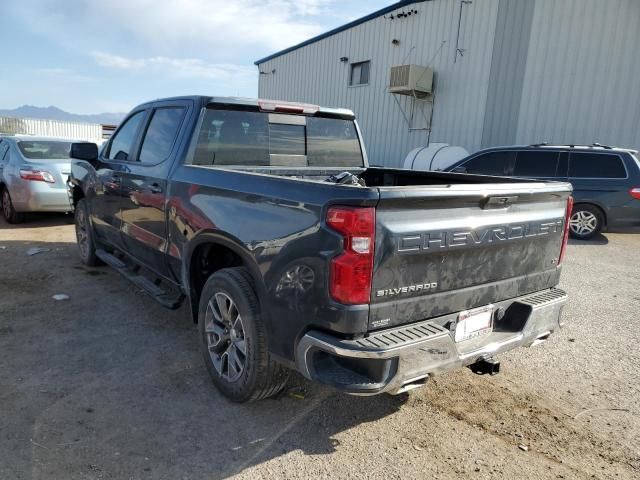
<box><xmin>403</xmin><ymin>143</ymin><xmax>469</xmax><ymax>171</ymax></box>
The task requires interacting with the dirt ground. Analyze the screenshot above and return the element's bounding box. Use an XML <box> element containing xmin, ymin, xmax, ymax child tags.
<box><xmin>1</xmin><ymin>214</ymin><xmax>639</xmax><ymax>480</ymax></box>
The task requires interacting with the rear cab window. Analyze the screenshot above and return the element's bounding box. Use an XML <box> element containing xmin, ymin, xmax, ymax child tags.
<box><xmin>568</xmin><ymin>152</ymin><xmax>627</xmax><ymax>178</ymax></box>
<box><xmin>190</xmin><ymin>107</ymin><xmax>364</xmax><ymax>168</ymax></box>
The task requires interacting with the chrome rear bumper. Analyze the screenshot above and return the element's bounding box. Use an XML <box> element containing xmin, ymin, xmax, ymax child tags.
<box><xmin>296</xmin><ymin>288</ymin><xmax>567</xmax><ymax>395</ymax></box>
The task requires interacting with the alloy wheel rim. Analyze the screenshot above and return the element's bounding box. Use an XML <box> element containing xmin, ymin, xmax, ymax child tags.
<box><xmin>204</xmin><ymin>292</ymin><xmax>246</xmax><ymax>382</ymax></box>
<box><xmin>569</xmin><ymin>211</ymin><xmax>597</xmax><ymax>236</ymax></box>
<box><xmin>75</xmin><ymin>208</ymin><xmax>89</xmax><ymax>258</ymax></box>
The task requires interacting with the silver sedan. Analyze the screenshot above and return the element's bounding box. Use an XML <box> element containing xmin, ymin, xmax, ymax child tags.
<box><xmin>0</xmin><ymin>136</ymin><xmax>74</xmax><ymax>223</ymax></box>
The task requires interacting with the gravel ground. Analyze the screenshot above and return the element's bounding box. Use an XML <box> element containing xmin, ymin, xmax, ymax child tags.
<box><xmin>0</xmin><ymin>214</ymin><xmax>638</xmax><ymax>479</ymax></box>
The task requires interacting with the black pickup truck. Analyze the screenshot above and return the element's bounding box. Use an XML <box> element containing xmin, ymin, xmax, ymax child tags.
<box><xmin>69</xmin><ymin>96</ymin><xmax>571</xmax><ymax>402</ymax></box>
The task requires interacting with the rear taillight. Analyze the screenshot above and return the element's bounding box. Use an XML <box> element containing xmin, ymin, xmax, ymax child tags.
<box><xmin>326</xmin><ymin>206</ymin><xmax>375</xmax><ymax>305</ymax></box>
<box><xmin>558</xmin><ymin>196</ymin><xmax>574</xmax><ymax>265</ymax></box>
<box><xmin>20</xmin><ymin>169</ymin><xmax>55</xmax><ymax>183</ymax></box>
<box><xmin>630</xmin><ymin>187</ymin><xmax>640</xmax><ymax>200</ymax></box>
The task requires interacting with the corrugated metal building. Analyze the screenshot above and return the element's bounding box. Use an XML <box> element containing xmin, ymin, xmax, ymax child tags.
<box><xmin>0</xmin><ymin>116</ymin><xmax>103</xmax><ymax>143</ymax></box>
<box><xmin>255</xmin><ymin>0</ymin><xmax>640</xmax><ymax>167</ymax></box>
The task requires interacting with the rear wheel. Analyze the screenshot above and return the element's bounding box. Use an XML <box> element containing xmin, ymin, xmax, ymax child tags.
<box><xmin>199</xmin><ymin>267</ymin><xmax>289</xmax><ymax>402</ymax></box>
<box><xmin>2</xmin><ymin>187</ymin><xmax>25</xmax><ymax>224</ymax></box>
<box><xmin>569</xmin><ymin>204</ymin><xmax>604</xmax><ymax>240</ymax></box>
<box><xmin>74</xmin><ymin>198</ymin><xmax>102</xmax><ymax>266</ymax></box>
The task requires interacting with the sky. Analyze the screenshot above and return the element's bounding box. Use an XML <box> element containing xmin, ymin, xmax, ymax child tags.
<box><xmin>0</xmin><ymin>0</ymin><xmax>391</xmax><ymax>115</ymax></box>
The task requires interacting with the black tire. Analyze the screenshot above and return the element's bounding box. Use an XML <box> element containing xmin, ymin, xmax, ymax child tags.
<box><xmin>198</xmin><ymin>267</ymin><xmax>289</xmax><ymax>402</ymax></box>
<box><xmin>74</xmin><ymin>198</ymin><xmax>102</xmax><ymax>266</ymax></box>
<box><xmin>569</xmin><ymin>204</ymin><xmax>604</xmax><ymax>240</ymax></box>
<box><xmin>1</xmin><ymin>187</ymin><xmax>25</xmax><ymax>224</ymax></box>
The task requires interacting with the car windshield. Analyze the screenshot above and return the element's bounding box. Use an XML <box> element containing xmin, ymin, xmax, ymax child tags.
<box><xmin>18</xmin><ymin>140</ymin><xmax>72</xmax><ymax>159</ymax></box>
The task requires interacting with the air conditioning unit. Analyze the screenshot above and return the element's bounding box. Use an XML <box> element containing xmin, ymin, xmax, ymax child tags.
<box><xmin>389</xmin><ymin>64</ymin><xmax>434</xmax><ymax>97</ymax></box>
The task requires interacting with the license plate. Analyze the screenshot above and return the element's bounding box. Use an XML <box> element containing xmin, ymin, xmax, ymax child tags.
<box><xmin>455</xmin><ymin>305</ymin><xmax>494</xmax><ymax>342</ymax></box>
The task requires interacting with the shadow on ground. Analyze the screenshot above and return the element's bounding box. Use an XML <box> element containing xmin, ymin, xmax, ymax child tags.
<box><xmin>568</xmin><ymin>227</ymin><xmax>640</xmax><ymax>246</ymax></box>
<box><xmin>0</xmin><ymin>212</ymin><xmax>73</xmax><ymax>230</ymax></box>
<box><xmin>568</xmin><ymin>233</ymin><xmax>609</xmax><ymax>245</ymax></box>
<box><xmin>0</xmin><ymin>239</ymin><xmax>407</xmax><ymax>480</ymax></box>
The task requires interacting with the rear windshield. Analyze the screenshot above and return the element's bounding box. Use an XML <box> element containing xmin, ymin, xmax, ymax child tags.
<box><xmin>190</xmin><ymin>108</ymin><xmax>364</xmax><ymax>168</ymax></box>
<box><xmin>18</xmin><ymin>141</ymin><xmax>71</xmax><ymax>159</ymax></box>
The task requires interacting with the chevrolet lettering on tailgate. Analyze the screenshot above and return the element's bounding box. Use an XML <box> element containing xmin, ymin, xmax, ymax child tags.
<box><xmin>398</xmin><ymin>219</ymin><xmax>564</xmax><ymax>253</ymax></box>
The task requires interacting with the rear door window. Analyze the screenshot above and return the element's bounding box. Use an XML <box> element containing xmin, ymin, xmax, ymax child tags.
<box><xmin>513</xmin><ymin>151</ymin><xmax>559</xmax><ymax>177</ymax></box>
<box><xmin>139</xmin><ymin>107</ymin><xmax>186</xmax><ymax>164</ymax></box>
<box><xmin>461</xmin><ymin>151</ymin><xmax>513</xmax><ymax>176</ymax></box>
<box><xmin>568</xmin><ymin>153</ymin><xmax>627</xmax><ymax>178</ymax></box>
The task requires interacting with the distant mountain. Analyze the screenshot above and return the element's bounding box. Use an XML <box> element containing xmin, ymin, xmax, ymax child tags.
<box><xmin>0</xmin><ymin>105</ymin><xmax>126</xmax><ymax>126</ymax></box>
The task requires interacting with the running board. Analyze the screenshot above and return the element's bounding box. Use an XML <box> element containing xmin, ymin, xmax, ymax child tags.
<box><xmin>96</xmin><ymin>249</ymin><xmax>184</xmax><ymax>309</ymax></box>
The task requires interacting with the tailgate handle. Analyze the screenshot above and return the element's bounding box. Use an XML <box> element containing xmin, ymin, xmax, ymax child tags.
<box><xmin>482</xmin><ymin>195</ymin><xmax>519</xmax><ymax>209</ymax></box>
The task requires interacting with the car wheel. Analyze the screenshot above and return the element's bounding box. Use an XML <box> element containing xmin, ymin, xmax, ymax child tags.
<box><xmin>1</xmin><ymin>187</ymin><xmax>25</xmax><ymax>224</ymax></box>
<box><xmin>569</xmin><ymin>204</ymin><xmax>604</xmax><ymax>240</ymax></box>
<box><xmin>74</xmin><ymin>198</ymin><xmax>102</xmax><ymax>266</ymax></box>
<box><xmin>199</xmin><ymin>267</ymin><xmax>289</xmax><ymax>402</ymax></box>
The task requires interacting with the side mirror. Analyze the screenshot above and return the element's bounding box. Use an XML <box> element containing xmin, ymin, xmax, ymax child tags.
<box><xmin>71</xmin><ymin>142</ymin><xmax>98</xmax><ymax>163</ymax></box>
<box><xmin>451</xmin><ymin>166</ymin><xmax>467</xmax><ymax>173</ymax></box>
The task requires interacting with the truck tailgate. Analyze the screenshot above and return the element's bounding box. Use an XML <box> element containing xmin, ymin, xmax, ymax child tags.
<box><xmin>370</xmin><ymin>182</ymin><xmax>571</xmax><ymax>330</ymax></box>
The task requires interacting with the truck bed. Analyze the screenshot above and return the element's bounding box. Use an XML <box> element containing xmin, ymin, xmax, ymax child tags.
<box><xmin>184</xmin><ymin>164</ymin><xmax>571</xmax><ymax>332</ymax></box>
<box><xmin>212</xmin><ymin>165</ymin><xmax>541</xmax><ymax>187</ymax></box>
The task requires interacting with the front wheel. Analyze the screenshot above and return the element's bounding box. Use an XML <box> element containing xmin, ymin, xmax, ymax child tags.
<box><xmin>74</xmin><ymin>198</ymin><xmax>102</xmax><ymax>266</ymax></box>
<box><xmin>569</xmin><ymin>204</ymin><xmax>604</xmax><ymax>240</ymax></box>
<box><xmin>2</xmin><ymin>187</ymin><xmax>25</xmax><ymax>224</ymax></box>
<box><xmin>199</xmin><ymin>267</ymin><xmax>289</xmax><ymax>402</ymax></box>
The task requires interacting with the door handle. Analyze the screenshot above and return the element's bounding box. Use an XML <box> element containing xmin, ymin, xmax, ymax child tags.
<box><xmin>148</xmin><ymin>183</ymin><xmax>163</xmax><ymax>194</ymax></box>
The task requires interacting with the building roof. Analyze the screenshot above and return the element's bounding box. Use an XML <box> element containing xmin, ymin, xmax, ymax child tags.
<box><xmin>254</xmin><ymin>1</ymin><xmax>426</xmax><ymax>65</ymax></box>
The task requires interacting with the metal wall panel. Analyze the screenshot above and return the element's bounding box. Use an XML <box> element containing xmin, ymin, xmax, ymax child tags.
<box><xmin>258</xmin><ymin>0</ymin><xmax>501</xmax><ymax>167</ymax></box>
<box><xmin>515</xmin><ymin>0</ymin><xmax>640</xmax><ymax>149</ymax></box>
<box><xmin>0</xmin><ymin>116</ymin><xmax>102</xmax><ymax>142</ymax></box>
<box><xmin>481</xmin><ymin>0</ymin><xmax>535</xmax><ymax>147</ymax></box>
<box><xmin>258</xmin><ymin>0</ymin><xmax>640</xmax><ymax>165</ymax></box>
